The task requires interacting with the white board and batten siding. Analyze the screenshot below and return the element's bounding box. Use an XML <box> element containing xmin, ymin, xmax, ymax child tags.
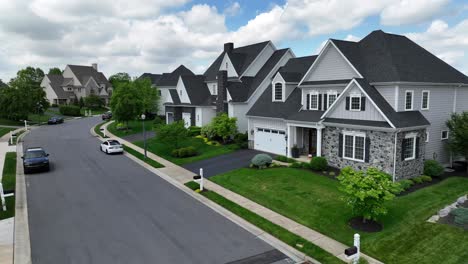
<box><xmin>375</xmin><ymin>85</ymin><xmax>397</xmax><ymax>110</ymax></box>
<box><xmin>176</xmin><ymin>78</ymin><xmax>191</xmax><ymax>104</ymax></box>
<box><xmin>228</xmin><ymin>104</ymin><xmax>250</xmax><ymax>133</ymax></box>
<box><xmin>303</xmin><ymin>44</ymin><xmax>360</xmax><ymax>82</ymax></box>
<box><xmin>243</xmin><ymin>43</ymin><xmax>275</xmax><ymax>77</ymax></box>
<box><xmin>220</xmin><ymin>54</ymin><xmax>239</xmax><ymax>78</ymax></box>
<box><xmin>195</xmin><ymin>107</ymin><xmax>216</xmax><ymax>127</ymax></box>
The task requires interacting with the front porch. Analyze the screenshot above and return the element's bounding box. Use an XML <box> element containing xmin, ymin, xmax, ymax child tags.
<box><xmin>286</xmin><ymin>123</ymin><xmax>324</xmax><ymax>159</ymax></box>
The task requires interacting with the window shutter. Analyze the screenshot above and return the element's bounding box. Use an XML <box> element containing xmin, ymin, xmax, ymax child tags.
<box><xmin>361</xmin><ymin>97</ymin><xmax>366</xmax><ymax>111</ymax></box>
<box><xmin>306</xmin><ymin>94</ymin><xmax>310</xmax><ymax>110</ymax></box>
<box><xmin>365</xmin><ymin>137</ymin><xmax>371</xmax><ymax>162</ymax></box>
<box><xmin>338</xmin><ymin>133</ymin><xmax>343</xmax><ymax>157</ymax></box>
<box><xmin>318</xmin><ymin>94</ymin><xmax>323</xmax><ymax>110</ymax></box>
<box><xmin>345</xmin><ymin>97</ymin><xmax>350</xmax><ymax>110</ymax></box>
<box><xmin>415</xmin><ymin>137</ymin><xmax>420</xmax><ymax>158</ymax></box>
<box><xmin>323</xmin><ymin>95</ymin><xmax>328</xmax><ymax>110</ymax></box>
<box><xmin>401</xmin><ymin>139</ymin><xmax>405</xmax><ymax>161</ymax></box>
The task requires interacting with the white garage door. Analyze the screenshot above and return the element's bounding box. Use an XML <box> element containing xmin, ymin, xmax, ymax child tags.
<box><xmin>182</xmin><ymin>112</ymin><xmax>191</xmax><ymax>128</ymax></box>
<box><xmin>254</xmin><ymin>128</ymin><xmax>286</xmax><ymax>155</ymax></box>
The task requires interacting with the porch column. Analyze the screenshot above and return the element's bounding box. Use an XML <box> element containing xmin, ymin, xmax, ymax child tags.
<box><xmin>316</xmin><ymin>127</ymin><xmax>323</xmax><ymax>157</ymax></box>
<box><xmin>287</xmin><ymin>124</ymin><xmax>292</xmax><ymax>158</ymax></box>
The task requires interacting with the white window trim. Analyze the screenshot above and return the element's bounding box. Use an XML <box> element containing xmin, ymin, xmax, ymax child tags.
<box><xmin>165</xmin><ymin>112</ymin><xmax>174</xmax><ymax>124</ymax></box>
<box><xmin>273</xmin><ymin>82</ymin><xmax>284</xmax><ymax>102</ymax></box>
<box><xmin>405</xmin><ymin>90</ymin><xmax>414</xmax><ymax>111</ymax></box>
<box><xmin>403</xmin><ymin>133</ymin><xmax>417</xmax><ymax>161</ymax></box>
<box><xmin>349</xmin><ymin>93</ymin><xmax>361</xmax><ymax>112</ymax></box>
<box><xmin>441</xmin><ymin>130</ymin><xmax>449</xmax><ymax>140</ymax></box>
<box><xmin>309</xmin><ymin>91</ymin><xmax>319</xmax><ymax>110</ymax></box>
<box><xmin>343</xmin><ymin>131</ymin><xmax>366</xmax><ymax>162</ymax></box>
<box><xmin>327</xmin><ymin>91</ymin><xmax>337</xmax><ymax>108</ymax></box>
<box><xmin>421</xmin><ymin>90</ymin><xmax>430</xmax><ymax>110</ymax></box>
<box><xmin>425</xmin><ymin>132</ymin><xmax>429</xmax><ymax>143</ymax></box>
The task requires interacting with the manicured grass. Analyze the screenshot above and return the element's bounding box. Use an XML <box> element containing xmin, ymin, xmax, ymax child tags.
<box><xmin>94</xmin><ymin>121</ymin><xmax>109</xmax><ymax>138</ymax></box>
<box><xmin>211</xmin><ymin>168</ymin><xmax>468</xmax><ymax>263</ymax></box>
<box><xmin>0</xmin><ymin>127</ymin><xmax>15</xmax><ymax>138</ymax></box>
<box><xmin>2</xmin><ymin>152</ymin><xmax>16</xmax><ymax>191</ymax></box>
<box><xmin>135</xmin><ymin>136</ymin><xmax>238</xmax><ymax>165</ymax></box>
<box><xmin>0</xmin><ymin>118</ymin><xmax>22</xmax><ymax>126</ymax></box>
<box><xmin>0</xmin><ymin>152</ymin><xmax>16</xmax><ymax>220</ymax></box>
<box><xmin>185</xmin><ymin>181</ymin><xmax>343</xmax><ymax>264</ymax></box>
<box><xmin>123</xmin><ymin>145</ymin><xmax>164</xmax><ymax>168</ymax></box>
<box><xmin>108</xmin><ymin>120</ymin><xmax>155</xmax><ymax>138</ymax></box>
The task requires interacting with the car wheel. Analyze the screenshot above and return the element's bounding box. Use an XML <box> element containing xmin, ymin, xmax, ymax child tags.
<box><xmin>105</xmin><ymin>149</ymin><xmax>108</xmax><ymax>154</ymax></box>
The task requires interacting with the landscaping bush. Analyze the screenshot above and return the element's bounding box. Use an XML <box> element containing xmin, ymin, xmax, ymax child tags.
<box><xmin>398</xmin><ymin>179</ymin><xmax>414</xmax><ymax>190</ymax></box>
<box><xmin>188</xmin><ymin>126</ymin><xmax>202</xmax><ymax>137</ymax></box>
<box><xmin>201</xmin><ymin>124</ymin><xmax>216</xmax><ymax>139</ymax></box>
<box><xmin>51</xmin><ymin>103</ymin><xmax>58</xmax><ymax>108</ymax></box>
<box><xmin>420</xmin><ymin>175</ymin><xmax>432</xmax><ymax>182</ymax></box>
<box><xmin>116</xmin><ymin>122</ymin><xmax>127</xmax><ymax>130</ymax></box>
<box><xmin>251</xmin><ymin>154</ymin><xmax>273</xmax><ymax>169</ymax></box>
<box><xmin>171</xmin><ymin>146</ymin><xmax>198</xmax><ymax>158</ymax></box>
<box><xmin>59</xmin><ymin>105</ymin><xmax>81</xmax><ymax>116</ymax></box>
<box><xmin>310</xmin><ymin>156</ymin><xmax>328</xmax><ymax>171</ymax></box>
<box><xmin>411</xmin><ymin>177</ymin><xmax>424</xmax><ymax>184</ymax></box>
<box><xmin>275</xmin><ymin>155</ymin><xmax>295</xmax><ymax>163</ymax></box>
<box><xmin>450</xmin><ymin>208</ymin><xmax>468</xmax><ymax>225</ymax></box>
<box><xmin>290</xmin><ymin>162</ymin><xmax>302</xmax><ymax>168</ymax></box>
<box><xmin>234</xmin><ymin>132</ymin><xmax>248</xmax><ymax>149</ymax></box>
<box><xmin>424</xmin><ymin>160</ymin><xmax>444</xmax><ymax>177</ymax></box>
<box><xmin>301</xmin><ymin>162</ymin><xmax>311</xmax><ymax>169</ymax></box>
<box><xmin>153</xmin><ymin>116</ymin><xmax>165</xmax><ymax>126</ymax></box>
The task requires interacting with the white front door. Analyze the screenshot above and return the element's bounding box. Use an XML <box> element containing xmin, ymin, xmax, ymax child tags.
<box><xmin>166</xmin><ymin>112</ymin><xmax>174</xmax><ymax>124</ymax></box>
<box><xmin>254</xmin><ymin>128</ymin><xmax>286</xmax><ymax>155</ymax></box>
<box><xmin>182</xmin><ymin>112</ymin><xmax>191</xmax><ymax>128</ymax></box>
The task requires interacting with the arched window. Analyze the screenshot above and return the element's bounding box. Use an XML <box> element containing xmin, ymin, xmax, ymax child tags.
<box><xmin>274</xmin><ymin>83</ymin><xmax>283</xmax><ymax>101</ymax></box>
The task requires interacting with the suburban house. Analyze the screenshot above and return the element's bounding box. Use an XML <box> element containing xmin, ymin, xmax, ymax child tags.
<box><xmin>41</xmin><ymin>63</ymin><xmax>112</xmax><ymax>105</ymax></box>
<box><xmin>247</xmin><ymin>30</ymin><xmax>468</xmax><ymax>180</ymax></box>
<box><xmin>165</xmin><ymin>41</ymin><xmax>294</xmax><ymax>130</ymax></box>
<box><xmin>138</xmin><ymin>65</ymin><xmax>194</xmax><ymax>116</ymax></box>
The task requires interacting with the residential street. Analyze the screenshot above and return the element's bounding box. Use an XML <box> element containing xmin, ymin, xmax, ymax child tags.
<box><xmin>23</xmin><ymin>117</ymin><xmax>288</xmax><ymax>264</ymax></box>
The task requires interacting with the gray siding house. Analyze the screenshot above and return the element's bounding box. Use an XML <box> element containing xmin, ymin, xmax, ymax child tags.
<box><xmin>247</xmin><ymin>30</ymin><xmax>468</xmax><ymax>180</ymax></box>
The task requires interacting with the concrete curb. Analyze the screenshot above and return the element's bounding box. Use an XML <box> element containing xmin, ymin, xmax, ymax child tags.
<box><xmin>14</xmin><ymin>133</ymin><xmax>32</xmax><ymax>264</ymax></box>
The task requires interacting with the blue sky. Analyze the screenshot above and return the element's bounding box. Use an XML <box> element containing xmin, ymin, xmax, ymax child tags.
<box><xmin>0</xmin><ymin>0</ymin><xmax>466</xmax><ymax>81</ymax></box>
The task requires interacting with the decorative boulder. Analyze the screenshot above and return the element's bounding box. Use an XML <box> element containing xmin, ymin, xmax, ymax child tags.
<box><xmin>438</xmin><ymin>207</ymin><xmax>451</xmax><ymax>217</ymax></box>
<box><xmin>457</xmin><ymin>196</ymin><xmax>467</xmax><ymax>205</ymax></box>
<box><xmin>251</xmin><ymin>154</ymin><xmax>273</xmax><ymax>169</ymax></box>
<box><xmin>427</xmin><ymin>215</ymin><xmax>440</xmax><ymax>223</ymax></box>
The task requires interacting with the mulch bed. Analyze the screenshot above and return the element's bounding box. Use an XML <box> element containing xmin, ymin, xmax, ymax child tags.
<box><xmin>348</xmin><ymin>217</ymin><xmax>383</xmax><ymax>233</ymax></box>
<box><xmin>398</xmin><ymin>170</ymin><xmax>468</xmax><ymax>196</ymax></box>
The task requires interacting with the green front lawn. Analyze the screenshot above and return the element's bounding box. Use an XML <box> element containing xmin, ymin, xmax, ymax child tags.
<box><xmin>123</xmin><ymin>145</ymin><xmax>164</xmax><ymax>168</ymax></box>
<box><xmin>135</xmin><ymin>137</ymin><xmax>238</xmax><ymax>165</ymax></box>
<box><xmin>94</xmin><ymin>121</ymin><xmax>109</xmax><ymax>138</ymax></box>
<box><xmin>0</xmin><ymin>127</ymin><xmax>15</xmax><ymax>138</ymax></box>
<box><xmin>0</xmin><ymin>118</ymin><xmax>22</xmax><ymax>126</ymax></box>
<box><xmin>108</xmin><ymin>120</ymin><xmax>155</xmax><ymax>138</ymax></box>
<box><xmin>211</xmin><ymin>168</ymin><xmax>468</xmax><ymax>263</ymax></box>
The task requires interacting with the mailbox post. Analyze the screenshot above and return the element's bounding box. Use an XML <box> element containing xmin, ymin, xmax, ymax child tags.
<box><xmin>344</xmin><ymin>233</ymin><xmax>360</xmax><ymax>264</ymax></box>
<box><xmin>193</xmin><ymin>168</ymin><xmax>204</xmax><ymax>191</ymax></box>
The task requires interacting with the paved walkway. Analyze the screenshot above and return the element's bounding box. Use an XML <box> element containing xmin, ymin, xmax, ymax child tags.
<box><xmin>101</xmin><ymin>121</ymin><xmax>383</xmax><ymax>264</ymax></box>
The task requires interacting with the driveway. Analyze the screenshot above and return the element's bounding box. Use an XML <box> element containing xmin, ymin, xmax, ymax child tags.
<box><xmin>23</xmin><ymin>117</ymin><xmax>290</xmax><ymax>264</ymax></box>
<box><xmin>183</xmin><ymin>149</ymin><xmax>269</xmax><ymax>178</ymax></box>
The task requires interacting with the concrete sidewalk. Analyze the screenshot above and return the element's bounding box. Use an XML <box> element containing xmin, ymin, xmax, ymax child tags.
<box><xmin>101</xmin><ymin>121</ymin><xmax>383</xmax><ymax>264</ymax></box>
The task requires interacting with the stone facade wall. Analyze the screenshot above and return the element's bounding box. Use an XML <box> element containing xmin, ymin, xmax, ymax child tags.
<box><xmin>394</xmin><ymin>129</ymin><xmax>426</xmax><ymax>180</ymax></box>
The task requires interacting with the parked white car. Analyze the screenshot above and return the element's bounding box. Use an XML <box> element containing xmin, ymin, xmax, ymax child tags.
<box><xmin>100</xmin><ymin>140</ymin><xmax>124</xmax><ymax>154</ymax></box>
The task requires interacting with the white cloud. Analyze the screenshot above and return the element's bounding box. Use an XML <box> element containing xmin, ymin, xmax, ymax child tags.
<box><xmin>380</xmin><ymin>0</ymin><xmax>450</xmax><ymax>26</ymax></box>
<box><xmin>344</xmin><ymin>34</ymin><xmax>361</xmax><ymax>42</ymax></box>
<box><xmin>224</xmin><ymin>2</ymin><xmax>241</xmax><ymax>16</ymax></box>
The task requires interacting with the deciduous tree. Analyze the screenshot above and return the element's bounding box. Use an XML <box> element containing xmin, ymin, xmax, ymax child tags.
<box><xmin>211</xmin><ymin>113</ymin><xmax>237</xmax><ymax>144</ymax></box>
<box><xmin>109</xmin><ymin>72</ymin><xmax>131</xmax><ymax>87</ymax></box>
<box><xmin>109</xmin><ymin>81</ymin><xmax>142</xmax><ymax>127</ymax></box>
<box><xmin>446</xmin><ymin>112</ymin><xmax>468</xmax><ymax>173</ymax></box>
<box><xmin>155</xmin><ymin>121</ymin><xmax>188</xmax><ymax>149</ymax></box>
<box><xmin>48</xmin><ymin>67</ymin><xmax>62</xmax><ymax>75</ymax></box>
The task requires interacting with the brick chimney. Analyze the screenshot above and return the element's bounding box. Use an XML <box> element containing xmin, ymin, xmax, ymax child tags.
<box><xmin>216</xmin><ymin>70</ymin><xmax>227</xmax><ymax>114</ymax></box>
<box><xmin>224</xmin><ymin>43</ymin><xmax>234</xmax><ymax>53</ymax></box>
<box><xmin>92</xmin><ymin>63</ymin><xmax>98</xmax><ymax>71</ymax></box>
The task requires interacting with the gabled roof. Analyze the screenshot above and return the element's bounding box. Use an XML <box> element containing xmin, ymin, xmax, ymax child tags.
<box><xmin>156</xmin><ymin>65</ymin><xmax>194</xmax><ymax>87</ymax></box>
<box><xmin>46</xmin><ymin>74</ymin><xmax>74</xmax><ymax>99</ymax></box>
<box><xmin>204</xmin><ymin>41</ymin><xmax>271</xmax><ymax>81</ymax></box>
<box><xmin>180</xmin><ymin>75</ymin><xmax>211</xmax><ymax>105</ymax></box>
<box><xmin>138</xmin><ymin>73</ymin><xmax>162</xmax><ymax>85</ymax></box>
<box><xmin>332</xmin><ymin>30</ymin><xmax>468</xmax><ymax>84</ymax></box>
<box><xmin>168</xmin><ymin>89</ymin><xmax>181</xmax><ymax>104</ymax></box>
<box><xmin>67</xmin><ymin>65</ymin><xmax>111</xmax><ymax>87</ymax></box>
<box><xmin>278</xmin><ymin>56</ymin><xmax>317</xmax><ymax>83</ymax></box>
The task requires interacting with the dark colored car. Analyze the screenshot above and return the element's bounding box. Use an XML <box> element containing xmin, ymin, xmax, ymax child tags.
<box><xmin>102</xmin><ymin>111</ymin><xmax>112</xmax><ymax>120</ymax></box>
<box><xmin>22</xmin><ymin>147</ymin><xmax>50</xmax><ymax>174</ymax></box>
<box><xmin>48</xmin><ymin>116</ymin><xmax>64</xmax><ymax>124</ymax></box>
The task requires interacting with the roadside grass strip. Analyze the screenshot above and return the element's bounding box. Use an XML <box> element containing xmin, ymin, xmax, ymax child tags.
<box><xmin>0</xmin><ymin>152</ymin><xmax>16</xmax><ymax>220</ymax></box>
<box><xmin>123</xmin><ymin>145</ymin><xmax>164</xmax><ymax>169</ymax></box>
<box><xmin>94</xmin><ymin>121</ymin><xmax>109</xmax><ymax>138</ymax></box>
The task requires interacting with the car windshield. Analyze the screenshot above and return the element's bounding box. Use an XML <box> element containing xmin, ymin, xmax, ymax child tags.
<box><xmin>25</xmin><ymin>150</ymin><xmax>46</xmax><ymax>159</ymax></box>
<box><xmin>109</xmin><ymin>141</ymin><xmax>120</xmax><ymax>146</ymax></box>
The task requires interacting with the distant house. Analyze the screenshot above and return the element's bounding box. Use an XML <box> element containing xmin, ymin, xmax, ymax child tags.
<box><xmin>138</xmin><ymin>65</ymin><xmax>194</xmax><ymax>116</ymax></box>
<box><xmin>41</xmin><ymin>63</ymin><xmax>112</xmax><ymax>105</ymax></box>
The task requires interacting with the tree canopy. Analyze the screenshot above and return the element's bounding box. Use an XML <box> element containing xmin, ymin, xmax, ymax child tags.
<box><xmin>48</xmin><ymin>67</ymin><xmax>62</xmax><ymax>75</ymax></box>
<box><xmin>446</xmin><ymin>112</ymin><xmax>468</xmax><ymax>172</ymax></box>
<box><xmin>84</xmin><ymin>94</ymin><xmax>105</xmax><ymax>110</ymax></box>
<box><xmin>155</xmin><ymin>121</ymin><xmax>188</xmax><ymax>149</ymax></box>
<box><xmin>109</xmin><ymin>72</ymin><xmax>131</xmax><ymax>87</ymax></box>
<box><xmin>109</xmin><ymin>81</ymin><xmax>142</xmax><ymax>125</ymax></box>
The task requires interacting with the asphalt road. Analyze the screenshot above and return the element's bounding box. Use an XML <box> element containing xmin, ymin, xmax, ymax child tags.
<box><xmin>23</xmin><ymin>117</ymin><xmax>288</xmax><ymax>264</ymax></box>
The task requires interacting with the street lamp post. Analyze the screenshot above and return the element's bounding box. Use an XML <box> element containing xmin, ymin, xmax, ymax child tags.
<box><xmin>141</xmin><ymin>114</ymin><xmax>147</xmax><ymax>159</ymax></box>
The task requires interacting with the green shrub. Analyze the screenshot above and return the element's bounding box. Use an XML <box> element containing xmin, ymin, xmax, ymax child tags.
<box><xmin>171</xmin><ymin>146</ymin><xmax>197</xmax><ymax>158</ymax></box>
<box><xmin>310</xmin><ymin>156</ymin><xmax>328</xmax><ymax>171</ymax></box>
<box><xmin>234</xmin><ymin>132</ymin><xmax>248</xmax><ymax>149</ymax></box>
<box><xmin>450</xmin><ymin>208</ymin><xmax>468</xmax><ymax>225</ymax></box>
<box><xmin>412</xmin><ymin>177</ymin><xmax>424</xmax><ymax>184</ymax></box>
<box><xmin>59</xmin><ymin>105</ymin><xmax>81</xmax><ymax>116</ymax></box>
<box><xmin>51</xmin><ymin>103</ymin><xmax>58</xmax><ymax>107</ymax></box>
<box><xmin>290</xmin><ymin>162</ymin><xmax>302</xmax><ymax>168</ymax></box>
<box><xmin>251</xmin><ymin>154</ymin><xmax>273</xmax><ymax>169</ymax></box>
<box><xmin>301</xmin><ymin>162</ymin><xmax>311</xmax><ymax>169</ymax></box>
<box><xmin>171</xmin><ymin>149</ymin><xmax>179</xmax><ymax>157</ymax></box>
<box><xmin>153</xmin><ymin>116</ymin><xmax>165</xmax><ymax>126</ymax></box>
<box><xmin>424</xmin><ymin>160</ymin><xmax>444</xmax><ymax>177</ymax></box>
<box><xmin>420</xmin><ymin>175</ymin><xmax>432</xmax><ymax>182</ymax></box>
<box><xmin>398</xmin><ymin>179</ymin><xmax>414</xmax><ymax>190</ymax></box>
<box><xmin>276</xmin><ymin>155</ymin><xmax>287</xmax><ymax>162</ymax></box>
<box><xmin>201</xmin><ymin>124</ymin><xmax>216</xmax><ymax>139</ymax></box>
<box><xmin>188</xmin><ymin>126</ymin><xmax>202</xmax><ymax>137</ymax></box>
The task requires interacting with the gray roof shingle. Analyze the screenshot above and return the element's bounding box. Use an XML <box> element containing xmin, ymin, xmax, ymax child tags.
<box><xmin>67</xmin><ymin>65</ymin><xmax>111</xmax><ymax>87</ymax></box>
<box><xmin>168</xmin><ymin>89</ymin><xmax>181</xmax><ymax>104</ymax></box>
<box><xmin>46</xmin><ymin>74</ymin><xmax>74</xmax><ymax>99</ymax></box>
<box><xmin>156</xmin><ymin>65</ymin><xmax>194</xmax><ymax>87</ymax></box>
<box><xmin>138</xmin><ymin>73</ymin><xmax>162</xmax><ymax>85</ymax></box>
<box><xmin>181</xmin><ymin>75</ymin><xmax>211</xmax><ymax>106</ymax></box>
<box><xmin>278</xmin><ymin>56</ymin><xmax>317</xmax><ymax>82</ymax></box>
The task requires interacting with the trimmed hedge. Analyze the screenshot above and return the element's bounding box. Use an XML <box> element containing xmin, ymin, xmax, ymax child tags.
<box><xmin>275</xmin><ymin>155</ymin><xmax>295</xmax><ymax>163</ymax></box>
<box><xmin>171</xmin><ymin>146</ymin><xmax>197</xmax><ymax>158</ymax></box>
<box><xmin>310</xmin><ymin>156</ymin><xmax>328</xmax><ymax>171</ymax></box>
<box><xmin>398</xmin><ymin>179</ymin><xmax>414</xmax><ymax>190</ymax></box>
<box><xmin>59</xmin><ymin>105</ymin><xmax>81</xmax><ymax>116</ymax></box>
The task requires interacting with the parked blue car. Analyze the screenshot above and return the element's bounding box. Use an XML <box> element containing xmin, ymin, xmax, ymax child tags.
<box><xmin>22</xmin><ymin>147</ymin><xmax>50</xmax><ymax>174</ymax></box>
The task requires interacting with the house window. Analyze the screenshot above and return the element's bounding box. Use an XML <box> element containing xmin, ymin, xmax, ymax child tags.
<box><xmin>421</xmin><ymin>90</ymin><xmax>430</xmax><ymax>110</ymax></box>
<box><xmin>274</xmin><ymin>83</ymin><xmax>283</xmax><ymax>101</ymax></box>
<box><xmin>405</xmin><ymin>90</ymin><xmax>413</xmax><ymax>110</ymax></box>
<box><xmin>350</xmin><ymin>95</ymin><xmax>361</xmax><ymax>111</ymax></box>
<box><xmin>328</xmin><ymin>93</ymin><xmax>337</xmax><ymax>107</ymax></box>
<box><xmin>441</xmin><ymin>130</ymin><xmax>448</xmax><ymax>140</ymax></box>
<box><xmin>402</xmin><ymin>134</ymin><xmax>417</xmax><ymax>160</ymax></box>
<box><xmin>343</xmin><ymin>132</ymin><xmax>366</xmax><ymax>162</ymax></box>
<box><xmin>309</xmin><ymin>92</ymin><xmax>319</xmax><ymax>110</ymax></box>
